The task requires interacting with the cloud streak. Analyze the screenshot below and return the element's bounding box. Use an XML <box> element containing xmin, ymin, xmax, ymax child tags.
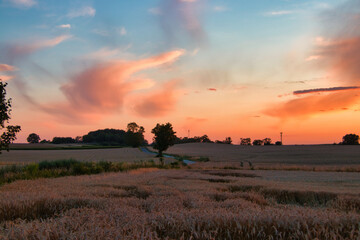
<box><xmin>7</xmin><ymin>0</ymin><xmax>37</xmax><ymax>8</ymax></box>
<box><xmin>68</xmin><ymin>6</ymin><xmax>96</xmax><ymax>18</ymax></box>
<box><xmin>4</xmin><ymin>35</ymin><xmax>71</xmax><ymax>62</ymax></box>
<box><xmin>293</xmin><ymin>86</ymin><xmax>360</xmax><ymax>95</ymax></box>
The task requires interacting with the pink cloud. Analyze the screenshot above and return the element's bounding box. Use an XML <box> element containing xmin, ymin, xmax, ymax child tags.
<box><xmin>207</xmin><ymin>88</ymin><xmax>217</xmax><ymax>91</ymax></box>
<box><xmin>0</xmin><ymin>75</ymin><xmax>14</xmax><ymax>81</ymax></box>
<box><xmin>0</xmin><ymin>64</ymin><xmax>16</xmax><ymax>72</ymax></box>
<box><xmin>38</xmin><ymin>50</ymin><xmax>185</xmax><ymax>123</ymax></box>
<box><xmin>131</xmin><ymin>80</ymin><xmax>181</xmax><ymax>117</ymax></box>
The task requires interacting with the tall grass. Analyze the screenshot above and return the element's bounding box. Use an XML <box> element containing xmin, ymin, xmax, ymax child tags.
<box><xmin>0</xmin><ymin>159</ymin><xmax>175</xmax><ymax>186</ymax></box>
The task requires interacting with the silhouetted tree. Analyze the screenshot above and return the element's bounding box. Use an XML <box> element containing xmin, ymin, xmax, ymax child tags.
<box><xmin>240</xmin><ymin>138</ymin><xmax>251</xmax><ymax>145</ymax></box>
<box><xmin>224</xmin><ymin>137</ymin><xmax>232</xmax><ymax>144</ymax></box>
<box><xmin>125</xmin><ymin>122</ymin><xmax>145</xmax><ymax>147</ymax></box>
<box><xmin>40</xmin><ymin>139</ymin><xmax>51</xmax><ymax>143</ymax></box>
<box><xmin>82</xmin><ymin>129</ymin><xmax>126</xmax><ymax>145</ymax></box>
<box><xmin>263</xmin><ymin>138</ymin><xmax>272</xmax><ymax>145</ymax></box>
<box><xmin>27</xmin><ymin>133</ymin><xmax>40</xmax><ymax>143</ymax></box>
<box><xmin>275</xmin><ymin>141</ymin><xmax>282</xmax><ymax>146</ymax></box>
<box><xmin>0</xmin><ymin>81</ymin><xmax>21</xmax><ymax>153</ymax></box>
<box><xmin>151</xmin><ymin>123</ymin><xmax>176</xmax><ymax>157</ymax></box>
<box><xmin>342</xmin><ymin>134</ymin><xmax>359</xmax><ymax>145</ymax></box>
<box><xmin>52</xmin><ymin>137</ymin><xmax>76</xmax><ymax>144</ymax></box>
<box><xmin>75</xmin><ymin>136</ymin><xmax>83</xmax><ymax>143</ymax></box>
<box><xmin>253</xmin><ymin>139</ymin><xmax>263</xmax><ymax>146</ymax></box>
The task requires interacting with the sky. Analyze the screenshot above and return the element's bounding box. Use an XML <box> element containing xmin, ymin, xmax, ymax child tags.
<box><xmin>1</xmin><ymin>0</ymin><xmax>360</xmax><ymax>144</ymax></box>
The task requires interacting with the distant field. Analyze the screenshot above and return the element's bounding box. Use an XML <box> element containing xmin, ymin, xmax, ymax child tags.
<box><xmin>165</xmin><ymin>143</ymin><xmax>360</xmax><ymax>170</ymax></box>
<box><xmin>0</xmin><ymin>147</ymin><xmax>155</xmax><ymax>165</ymax></box>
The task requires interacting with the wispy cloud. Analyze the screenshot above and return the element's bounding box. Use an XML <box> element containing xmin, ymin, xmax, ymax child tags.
<box><xmin>119</xmin><ymin>27</ymin><xmax>127</xmax><ymax>36</ymax></box>
<box><xmin>5</xmin><ymin>35</ymin><xmax>72</xmax><ymax>60</ymax></box>
<box><xmin>57</xmin><ymin>24</ymin><xmax>71</xmax><ymax>29</ymax></box>
<box><xmin>213</xmin><ymin>6</ymin><xmax>228</xmax><ymax>12</ymax></box>
<box><xmin>148</xmin><ymin>7</ymin><xmax>162</xmax><ymax>15</ymax></box>
<box><xmin>0</xmin><ymin>63</ymin><xmax>16</xmax><ymax>72</ymax></box>
<box><xmin>207</xmin><ymin>88</ymin><xmax>217</xmax><ymax>91</ymax></box>
<box><xmin>265</xmin><ymin>10</ymin><xmax>293</xmax><ymax>16</ymax></box>
<box><xmin>293</xmin><ymin>86</ymin><xmax>360</xmax><ymax>95</ymax></box>
<box><xmin>67</xmin><ymin>6</ymin><xmax>96</xmax><ymax>18</ymax></box>
<box><xmin>7</xmin><ymin>0</ymin><xmax>37</xmax><ymax>8</ymax></box>
<box><xmin>157</xmin><ymin>0</ymin><xmax>207</xmax><ymax>46</ymax></box>
<box><xmin>0</xmin><ymin>63</ymin><xmax>16</xmax><ymax>81</ymax></box>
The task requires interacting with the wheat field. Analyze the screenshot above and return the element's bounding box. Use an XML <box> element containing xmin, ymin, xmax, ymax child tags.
<box><xmin>0</xmin><ymin>143</ymin><xmax>360</xmax><ymax>239</ymax></box>
<box><xmin>0</xmin><ymin>169</ymin><xmax>359</xmax><ymax>239</ymax></box>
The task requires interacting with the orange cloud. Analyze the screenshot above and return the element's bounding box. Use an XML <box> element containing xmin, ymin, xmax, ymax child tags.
<box><xmin>264</xmin><ymin>89</ymin><xmax>360</xmax><ymax>119</ymax></box>
<box><xmin>131</xmin><ymin>80</ymin><xmax>181</xmax><ymax>117</ymax></box>
<box><xmin>38</xmin><ymin>50</ymin><xmax>185</xmax><ymax>123</ymax></box>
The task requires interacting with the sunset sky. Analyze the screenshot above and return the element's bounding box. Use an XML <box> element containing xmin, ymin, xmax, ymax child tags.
<box><xmin>1</xmin><ymin>0</ymin><xmax>360</xmax><ymax>144</ymax></box>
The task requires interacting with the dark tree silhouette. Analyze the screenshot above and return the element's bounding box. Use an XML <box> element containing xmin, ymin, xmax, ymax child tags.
<box><xmin>342</xmin><ymin>134</ymin><xmax>359</xmax><ymax>145</ymax></box>
<box><xmin>0</xmin><ymin>81</ymin><xmax>21</xmax><ymax>153</ymax></box>
<box><xmin>52</xmin><ymin>137</ymin><xmax>76</xmax><ymax>144</ymax></box>
<box><xmin>82</xmin><ymin>129</ymin><xmax>126</xmax><ymax>145</ymax></box>
<box><xmin>253</xmin><ymin>139</ymin><xmax>263</xmax><ymax>146</ymax></box>
<box><xmin>275</xmin><ymin>141</ymin><xmax>282</xmax><ymax>146</ymax></box>
<box><xmin>125</xmin><ymin>122</ymin><xmax>145</xmax><ymax>147</ymax></box>
<box><xmin>151</xmin><ymin>123</ymin><xmax>176</xmax><ymax>157</ymax></box>
<box><xmin>27</xmin><ymin>133</ymin><xmax>40</xmax><ymax>143</ymax></box>
<box><xmin>240</xmin><ymin>138</ymin><xmax>251</xmax><ymax>145</ymax></box>
<box><xmin>224</xmin><ymin>137</ymin><xmax>232</xmax><ymax>144</ymax></box>
<box><xmin>263</xmin><ymin>138</ymin><xmax>272</xmax><ymax>145</ymax></box>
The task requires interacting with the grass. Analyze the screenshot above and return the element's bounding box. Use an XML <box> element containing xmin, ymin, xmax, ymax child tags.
<box><xmin>7</xmin><ymin>144</ymin><xmax>125</xmax><ymax>150</ymax></box>
<box><xmin>0</xmin><ymin>159</ymin><xmax>176</xmax><ymax>186</ymax></box>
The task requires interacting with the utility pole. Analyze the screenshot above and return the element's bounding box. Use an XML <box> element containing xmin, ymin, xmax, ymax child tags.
<box><xmin>188</xmin><ymin>129</ymin><xmax>190</xmax><ymax>138</ymax></box>
<box><xmin>280</xmin><ymin>132</ymin><xmax>283</xmax><ymax>144</ymax></box>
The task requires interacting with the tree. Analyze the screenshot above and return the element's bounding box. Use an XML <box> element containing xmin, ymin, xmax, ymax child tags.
<box><xmin>342</xmin><ymin>134</ymin><xmax>359</xmax><ymax>145</ymax></box>
<box><xmin>151</xmin><ymin>123</ymin><xmax>176</xmax><ymax>157</ymax></box>
<box><xmin>263</xmin><ymin>138</ymin><xmax>272</xmax><ymax>145</ymax></box>
<box><xmin>27</xmin><ymin>133</ymin><xmax>40</xmax><ymax>143</ymax></box>
<box><xmin>0</xmin><ymin>81</ymin><xmax>21</xmax><ymax>153</ymax></box>
<box><xmin>253</xmin><ymin>139</ymin><xmax>263</xmax><ymax>146</ymax></box>
<box><xmin>240</xmin><ymin>138</ymin><xmax>251</xmax><ymax>145</ymax></box>
<box><xmin>125</xmin><ymin>122</ymin><xmax>145</xmax><ymax>147</ymax></box>
<box><xmin>275</xmin><ymin>141</ymin><xmax>282</xmax><ymax>146</ymax></box>
<box><xmin>224</xmin><ymin>137</ymin><xmax>232</xmax><ymax>144</ymax></box>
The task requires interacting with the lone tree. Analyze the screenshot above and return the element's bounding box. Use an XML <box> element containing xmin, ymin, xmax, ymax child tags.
<box><xmin>27</xmin><ymin>133</ymin><xmax>40</xmax><ymax>143</ymax></box>
<box><xmin>0</xmin><ymin>81</ymin><xmax>21</xmax><ymax>153</ymax></box>
<box><xmin>151</xmin><ymin>123</ymin><xmax>176</xmax><ymax>157</ymax></box>
<box><xmin>342</xmin><ymin>134</ymin><xmax>359</xmax><ymax>145</ymax></box>
<box><xmin>125</xmin><ymin>122</ymin><xmax>145</xmax><ymax>147</ymax></box>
